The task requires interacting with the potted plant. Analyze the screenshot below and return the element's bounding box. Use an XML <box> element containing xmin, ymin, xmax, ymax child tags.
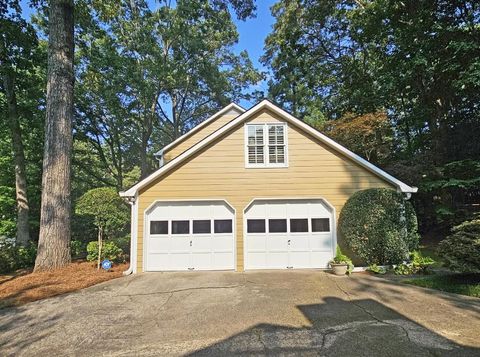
<box><xmin>329</xmin><ymin>246</ymin><xmax>354</xmax><ymax>275</ymax></box>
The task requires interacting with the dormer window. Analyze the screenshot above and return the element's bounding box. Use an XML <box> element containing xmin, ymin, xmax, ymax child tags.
<box><xmin>245</xmin><ymin>123</ymin><xmax>288</xmax><ymax>168</ymax></box>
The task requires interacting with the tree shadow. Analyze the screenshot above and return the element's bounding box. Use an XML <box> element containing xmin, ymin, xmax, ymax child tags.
<box><xmin>351</xmin><ymin>274</ymin><xmax>480</xmax><ymax>314</ymax></box>
<box><xmin>0</xmin><ymin>305</ymin><xmax>61</xmax><ymax>355</ymax></box>
<box><xmin>189</xmin><ymin>296</ymin><xmax>479</xmax><ymax>356</ymax></box>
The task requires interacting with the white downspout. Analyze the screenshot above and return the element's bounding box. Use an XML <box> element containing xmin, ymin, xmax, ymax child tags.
<box><xmin>123</xmin><ymin>195</ymin><xmax>138</xmax><ymax>275</ymax></box>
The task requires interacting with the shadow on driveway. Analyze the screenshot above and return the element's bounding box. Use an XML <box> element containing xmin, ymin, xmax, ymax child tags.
<box><xmin>189</xmin><ymin>296</ymin><xmax>479</xmax><ymax>356</ymax></box>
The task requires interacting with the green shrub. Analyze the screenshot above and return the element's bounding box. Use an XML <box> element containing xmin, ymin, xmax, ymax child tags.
<box><xmin>75</xmin><ymin>187</ymin><xmax>129</xmax><ymax>240</ymax></box>
<box><xmin>394</xmin><ymin>251</ymin><xmax>435</xmax><ymax>275</ymax></box>
<box><xmin>71</xmin><ymin>240</ymin><xmax>86</xmax><ymax>259</ymax></box>
<box><xmin>438</xmin><ymin>219</ymin><xmax>480</xmax><ymax>273</ymax></box>
<box><xmin>339</xmin><ymin>188</ymin><xmax>420</xmax><ymax>265</ymax></box>
<box><xmin>86</xmin><ymin>241</ymin><xmax>124</xmax><ymax>263</ymax></box>
<box><xmin>111</xmin><ymin>235</ymin><xmax>130</xmax><ymax>255</ymax></box>
<box><xmin>329</xmin><ymin>246</ymin><xmax>354</xmax><ymax>274</ymax></box>
<box><xmin>0</xmin><ymin>237</ymin><xmax>37</xmax><ymax>273</ymax></box>
<box><xmin>367</xmin><ymin>264</ymin><xmax>387</xmax><ymax>274</ymax></box>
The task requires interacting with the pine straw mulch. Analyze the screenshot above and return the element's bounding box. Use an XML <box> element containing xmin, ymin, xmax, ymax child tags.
<box><xmin>0</xmin><ymin>261</ymin><xmax>128</xmax><ymax>309</ymax></box>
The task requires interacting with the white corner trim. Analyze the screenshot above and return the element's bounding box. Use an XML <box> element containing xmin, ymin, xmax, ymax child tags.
<box><xmin>123</xmin><ymin>195</ymin><xmax>138</xmax><ymax>275</ymax></box>
<box><xmin>122</xmin><ymin>100</ymin><xmax>417</xmax><ymax>197</ymax></box>
<box><xmin>153</xmin><ymin>102</ymin><xmax>245</xmax><ymax>157</ymax></box>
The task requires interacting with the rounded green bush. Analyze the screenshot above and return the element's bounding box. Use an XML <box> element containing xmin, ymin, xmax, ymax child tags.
<box><xmin>438</xmin><ymin>219</ymin><xmax>480</xmax><ymax>273</ymax></box>
<box><xmin>339</xmin><ymin>188</ymin><xmax>419</xmax><ymax>265</ymax></box>
<box><xmin>86</xmin><ymin>241</ymin><xmax>124</xmax><ymax>263</ymax></box>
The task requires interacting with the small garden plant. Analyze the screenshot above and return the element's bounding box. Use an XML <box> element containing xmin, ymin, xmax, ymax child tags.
<box><xmin>329</xmin><ymin>246</ymin><xmax>354</xmax><ymax>275</ymax></box>
<box><xmin>367</xmin><ymin>264</ymin><xmax>387</xmax><ymax>275</ymax></box>
<box><xmin>393</xmin><ymin>251</ymin><xmax>435</xmax><ymax>275</ymax></box>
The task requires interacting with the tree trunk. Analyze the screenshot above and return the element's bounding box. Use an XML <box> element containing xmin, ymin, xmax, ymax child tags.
<box><xmin>97</xmin><ymin>227</ymin><xmax>103</xmax><ymax>270</ymax></box>
<box><xmin>140</xmin><ymin>130</ymin><xmax>149</xmax><ymax>179</ymax></box>
<box><xmin>2</xmin><ymin>73</ymin><xmax>30</xmax><ymax>246</ymax></box>
<box><xmin>34</xmin><ymin>0</ymin><xmax>74</xmax><ymax>271</ymax></box>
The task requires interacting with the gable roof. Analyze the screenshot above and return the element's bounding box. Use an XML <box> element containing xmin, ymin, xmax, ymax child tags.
<box><xmin>154</xmin><ymin>102</ymin><xmax>245</xmax><ymax>157</ymax></box>
<box><xmin>121</xmin><ymin>100</ymin><xmax>417</xmax><ymax>197</ymax></box>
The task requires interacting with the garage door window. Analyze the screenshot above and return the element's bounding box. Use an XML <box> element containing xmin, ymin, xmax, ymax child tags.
<box><xmin>247</xmin><ymin>219</ymin><xmax>266</xmax><ymax>233</ymax></box>
<box><xmin>290</xmin><ymin>219</ymin><xmax>308</xmax><ymax>233</ymax></box>
<box><xmin>312</xmin><ymin>218</ymin><xmax>330</xmax><ymax>232</ymax></box>
<box><xmin>269</xmin><ymin>219</ymin><xmax>287</xmax><ymax>233</ymax></box>
<box><xmin>214</xmin><ymin>219</ymin><xmax>233</xmax><ymax>233</ymax></box>
<box><xmin>172</xmin><ymin>220</ymin><xmax>190</xmax><ymax>234</ymax></box>
<box><xmin>150</xmin><ymin>221</ymin><xmax>168</xmax><ymax>234</ymax></box>
<box><xmin>193</xmin><ymin>220</ymin><xmax>211</xmax><ymax>234</ymax></box>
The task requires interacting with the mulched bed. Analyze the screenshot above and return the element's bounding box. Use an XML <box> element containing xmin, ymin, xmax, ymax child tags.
<box><xmin>0</xmin><ymin>261</ymin><xmax>128</xmax><ymax>309</ymax></box>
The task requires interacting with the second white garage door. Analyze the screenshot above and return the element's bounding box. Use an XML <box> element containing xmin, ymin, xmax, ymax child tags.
<box><xmin>244</xmin><ymin>199</ymin><xmax>335</xmax><ymax>270</ymax></box>
<box><xmin>145</xmin><ymin>201</ymin><xmax>235</xmax><ymax>271</ymax></box>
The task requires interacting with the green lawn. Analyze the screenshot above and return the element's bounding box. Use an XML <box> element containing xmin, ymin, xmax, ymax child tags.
<box><xmin>404</xmin><ymin>274</ymin><xmax>480</xmax><ymax>298</ymax></box>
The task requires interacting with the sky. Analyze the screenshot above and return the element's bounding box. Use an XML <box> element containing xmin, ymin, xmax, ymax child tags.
<box><xmin>232</xmin><ymin>1</ymin><xmax>276</xmax><ymax>100</ymax></box>
<box><xmin>19</xmin><ymin>0</ymin><xmax>277</xmax><ymax>107</ymax></box>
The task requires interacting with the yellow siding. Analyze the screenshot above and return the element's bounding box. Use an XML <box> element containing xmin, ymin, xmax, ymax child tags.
<box><xmin>137</xmin><ymin>109</ymin><xmax>394</xmax><ymax>271</ymax></box>
<box><xmin>163</xmin><ymin>113</ymin><xmax>240</xmax><ymax>162</ymax></box>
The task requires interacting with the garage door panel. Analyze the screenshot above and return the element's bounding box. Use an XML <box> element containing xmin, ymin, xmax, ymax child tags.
<box><xmin>310</xmin><ymin>251</ymin><xmax>332</xmax><ymax>268</ymax></box>
<box><xmin>146</xmin><ymin>201</ymin><xmax>235</xmax><ymax>271</ymax></box>
<box><xmin>266</xmin><ymin>236</ymin><xmax>288</xmax><ymax>252</ymax></box>
<box><xmin>191</xmin><ymin>252</ymin><xmax>212</xmax><ymax>270</ymax></box>
<box><xmin>310</xmin><ymin>234</ymin><xmax>333</xmax><ymax>252</ymax></box>
<box><xmin>192</xmin><ymin>236</ymin><xmax>211</xmax><ymax>252</ymax></box>
<box><xmin>168</xmin><ymin>253</ymin><xmax>191</xmax><ymax>270</ymax></box>
<box><xmin>289</xmin><ymin>252</ymin><xmax>311</xmax><ymax>268</ymax></box>
<box><xmin>245</xmin><ymin>199</ymin><xmax>334</xmax><ymax>270</ymax></box>
<box><xmin>247</xmin><ymin>235</ymin><xmax>266</xmax><ymax>251</ymax></box>
<box><xmin>211</xmin><ymin>236</ymin><xmax>234</xmax><ymax>251</ymax></box>
<box><xmin>289</xmin><ymin>234</ymin><xmax>310</xmax><ymax>251</ymax></box>
<box><xmin>267</xmin><ymin>203</ymin><xmax>288</xmax><ymax>218</ymax></box>
<box><xmin>213</xmin><ymin>252</ymin><xmax>236</xmax><ymax>269</ymax></box>
<box><xmin>148</xmin><ymin>253</ymin><xmax>190</xmax><ymax>271</ymax></box>
<box><xmin>267</xmin><ymin>252</ymin><xmax>289</xmax><ymax>269</ymax></box>
<box><xmin>310</xmin><ymin>235</ymin><xmax>333</xmax><ymax>251</ymax></box>
<box><xmin>246</xmin><ymin>252</ymin><xmax>266</xmax><ymax>269</ymax></box>
<box><xmin>148</xmin><ymin>237</ymin><xmax>171</xmax><ymax>253</ymax></box>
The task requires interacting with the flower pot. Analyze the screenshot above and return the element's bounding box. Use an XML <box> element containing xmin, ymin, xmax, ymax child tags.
<box><xmin>330</xmin><ymin>263</ymin><xmax>348</xmax><ymax>276</ymax></box>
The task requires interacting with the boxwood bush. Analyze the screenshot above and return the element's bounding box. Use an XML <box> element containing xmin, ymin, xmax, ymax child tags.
<box><xmin>86</xmin><ymin>241</ymin><xmax>125</xmax><ymax>263</ymax></box>
<box><xmin>438</xmin><ymin>219</ymin><xmax>480</xmax><ymax>273</ymax></box>
<box><xmin>339</xmin><ymin>188</ymin><xmax>419</xmax><ymax>265</ymax></box>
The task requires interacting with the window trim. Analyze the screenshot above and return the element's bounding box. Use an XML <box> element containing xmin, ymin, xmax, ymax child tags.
<box><xmin>244</xmin><ymin>123</ymin><xmax>288</xmax><ymax>168</ymax></box>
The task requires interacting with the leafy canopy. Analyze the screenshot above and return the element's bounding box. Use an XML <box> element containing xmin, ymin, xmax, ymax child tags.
<box><xmin>75</xmin><ymin>187</ymin><xmax>129</xmax><ymax>237</ymax></box>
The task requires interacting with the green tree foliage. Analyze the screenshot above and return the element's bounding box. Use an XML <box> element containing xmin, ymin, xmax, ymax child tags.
<box><xmin>265</xmin><ymin>0</ymin><xmax>480</xmax><ymax>233</ymax></box>
<box><xmin>75</xmin><ymin>187</ymin><xmax>129</xmax><ymax>239</ymax></box>
<box><xmin>74</xmin><ymin>0</ymin><xmax>262</xmax><ymax>180</ymax></box>
<box><xmin>339</xmin><ymin>188</ymin><xmax>420</xmax><ymax>265</ymax></box>
<box><xmin>0</xmin><ymin>1</ymin><xmax>46</xmax><ymax>240</ymax></box>
<box><xmin>438</xmin><ymin>219</ymin><xmax>480</xmax><ymax>273</ymax></box>
<box><xmin>318</xmin><ymin>111</ymin><xmax>393</xmax><ymax>165</ymax></box>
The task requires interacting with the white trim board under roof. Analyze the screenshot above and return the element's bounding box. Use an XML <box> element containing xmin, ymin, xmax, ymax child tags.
<box><xmin>154</xmin><ymin>102</ymin><xmax>245</xmax><ymax>158</ymax></box>
<box><xmin>121</xmin><ymin>100</ymin><xmax>417</xmax><ymax>197</ymax></box>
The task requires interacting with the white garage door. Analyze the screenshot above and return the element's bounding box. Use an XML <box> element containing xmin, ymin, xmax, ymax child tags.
<box><xmin>145</xmin><ymin>201</ymin><xmax>235</xmax><ymax>271</ymax></box>
<box><xmin>244</xmin><ymin>199</ymin><xmax>334</xmax><ymax>270</ymax></box>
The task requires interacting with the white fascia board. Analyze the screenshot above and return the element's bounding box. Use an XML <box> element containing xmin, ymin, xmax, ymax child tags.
<box><xmin>153</xmin><ymin>102</ymin><xmax>245</xmax><ymax>157</ymax></box>
<box><xmin>122</xmin><ymin>100</ymin><xmax>417</xmax><ymax>197</ymax></box>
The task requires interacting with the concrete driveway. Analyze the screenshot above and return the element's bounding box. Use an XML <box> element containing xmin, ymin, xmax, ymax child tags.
<box><xmin>1</xmin><ymin>271</ymin><xmax>479</xmax><ymax>356</ymax></box>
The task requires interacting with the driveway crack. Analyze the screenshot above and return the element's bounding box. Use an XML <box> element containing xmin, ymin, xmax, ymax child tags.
<box><xmin>118</xmin><ymin>284</ymin><xmax>243</xmax><ymax>297</ymax></box>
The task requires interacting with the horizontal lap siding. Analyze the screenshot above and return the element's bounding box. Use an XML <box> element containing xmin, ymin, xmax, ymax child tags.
<box><xmin>137</xmin><ymin>109</ymin><xmax>393</xmax><ymax>271</ymax></box>
<box><xmin>163</xmin><ymin>114</ymin><xmax>239</xmax><ymax>162</ymax></box>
